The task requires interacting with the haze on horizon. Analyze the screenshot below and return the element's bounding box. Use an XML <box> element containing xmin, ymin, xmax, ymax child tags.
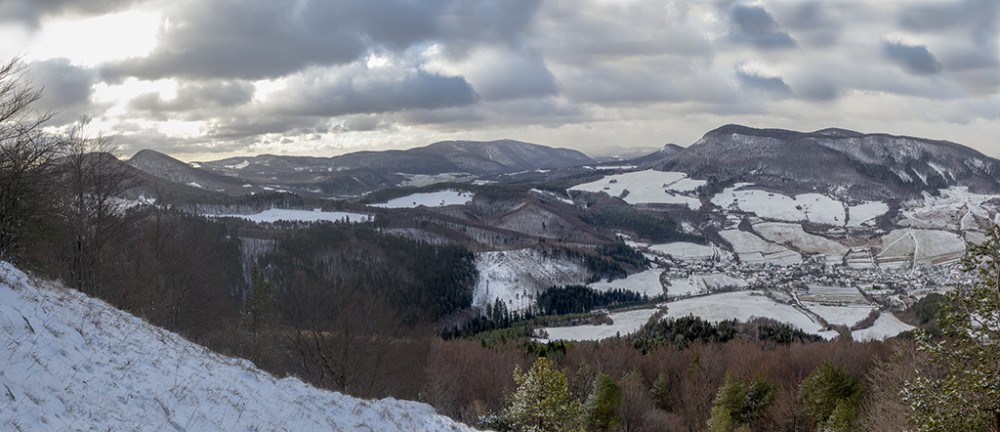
<box><xmin>0</xmin><ymin>0</ymin><xmax>997</xmax><ymax>161</ymax></box>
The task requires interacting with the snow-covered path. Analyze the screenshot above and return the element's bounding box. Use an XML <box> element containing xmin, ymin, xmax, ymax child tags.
<box><xmin>0</xmin><ymin>262</ymin><xmax>477</xmax><ymax>432</ymax></box>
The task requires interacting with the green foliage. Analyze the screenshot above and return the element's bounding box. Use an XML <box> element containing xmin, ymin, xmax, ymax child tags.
<box><xmin>904</xmin><ymin>224</ymin><xmax>1000</xmax><ymax>431</ymax></box>
<box><xmin>799</xmin><ymin>362</ymin><xmax>860</xmax><ymax>431</ymax></box>
<box><xmin>651</xmin><ymin>372</ymin><xmax>671</xmax><ymax>410</ymax></box>
<box><xmin>496</xmin><ymin>357</ymin><xmax>585</xmax><ymax>432</ymax></box>
<box><xmin>585</xmin><ymin>373</ymin><xmax>622</xmax><ymax>432</ymax></box>
<box><xmin>537</xmin><ymin>285</ymin><xmax>648</xmax><ymax>315</ymax></box>
<box><xmin>707</xmin><ymin>372</ymin><xmax>776</xmax><ymax>431</ymax></box>
<box><xmin>911</xmin><ymin>292</ymin><xmax>946</xmax><ymax>326</ymax></box>
<box><xmin>631</xmin><ymin>315</ymin><xmax>821</xmax><ymax>353</ymax></box>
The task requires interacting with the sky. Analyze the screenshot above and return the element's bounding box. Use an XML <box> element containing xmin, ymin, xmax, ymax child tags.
<box><xmin>1</xmin><ymin>0</ymin><xmax>997</xmax><ymax>161</ymax></box>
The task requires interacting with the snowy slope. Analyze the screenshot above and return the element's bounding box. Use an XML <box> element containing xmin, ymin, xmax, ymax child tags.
<box><xmin>208</xmin><ymin>208</ymin><xmax>372</xmax><ymax>223</ymax></box>
<box><xmin>0</xmin><ymin>262</ymin><xmax>477</xmax><ymax>432</ymax></box>
<box><xmin>472</xmin><ymin>249</ymin><xmax>589</xmax><ymax>311</ymax></box>
<box><xmin>371</xmin><ymin>189</ymin><xmax>474</xmax><ymax>208</ymax></box>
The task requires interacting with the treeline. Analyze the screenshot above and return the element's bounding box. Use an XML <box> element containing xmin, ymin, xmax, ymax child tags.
<box><xmin>582</xmin><ymin>204</ymin><xmax>703</xmax><ymax>243</ymax></box>
<box><xmin>631</xmin><ymin>315</ymin><xmax>823</xmax><ymax>353</ymax></box>
<box><xmin>538</xmin><ymin>285</ymin><xmax>648</xmax><ymax>315</ymax></box>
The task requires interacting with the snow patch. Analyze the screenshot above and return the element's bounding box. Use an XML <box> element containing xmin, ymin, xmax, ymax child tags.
<box><xmin>372</xmin><ymin>190</ymin><xmax>474</xmax><ymax>208</ymax></box>
<box><xmin>473</xmin><ymin>249</ymin><xmax>590</xmax><ymax>311</ymax></box>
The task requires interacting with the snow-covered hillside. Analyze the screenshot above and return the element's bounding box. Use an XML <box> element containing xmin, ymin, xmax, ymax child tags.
<box><xmin>371</xmin><ymin>189</ymin><xmax>474</xmax><ymax>208</ymax></box>
<box><xmin>0</xmin><ymin>262</ymin><xmax>477</xmax><ymax>432</ymax></box>
<box><xmin>473</xmin><ymin>249</ymin><xmax>589</xmax><ymax>311</ymax></box>
<box><xmin>208</xmin><ymin>208</ymin><xmax>372</xmax><ymax>223</ymax></box>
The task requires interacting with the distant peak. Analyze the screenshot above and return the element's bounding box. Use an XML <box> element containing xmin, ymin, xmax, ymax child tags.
<box><xmin>809</xmin><ymin>127</ymin><xmax>864</xmax><ymax>138</ymax></box>
<box><xmin>702</xmin><ymin>124</ymin><xmax>804</xmax><ymax>140</ymax></box>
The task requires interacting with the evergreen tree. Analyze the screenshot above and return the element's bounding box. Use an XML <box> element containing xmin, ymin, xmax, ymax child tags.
<box><xmin>904</xmin><ymin>224</ymin><xmax>1000</xmax><ymax>431</ymax></box>
<box><xmin>707</xmin><ymin>371</ymin><xmax>776</xmax><ymax>432</ymax></box>
<box><xmin>498</xmin><ymin>357</ymin><xmax>585</xmax><ymax>432</ymax></box>
<box><xmin>650</xmin><ymin>372</ymin><xmax>671</xmax><ymax>410</ymax></box>
<box><xmin>799</xmin><ymin>362</ymin><xmax>860</xmax><ymax>431</ymax></box>
<box><xmin>246</xmin><ymin>265</ymin><xmax>275</xmax><ymax>359</ymax></box>
<box><xmin>585</xmin><ymin>373</ymin><xmax>622</xmax><ymax>432</ymax></box>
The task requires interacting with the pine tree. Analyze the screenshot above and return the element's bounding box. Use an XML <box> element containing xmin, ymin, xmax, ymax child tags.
<box><xmin>500</xmin><ymin>357</ymin><xmax>585</xmax><ymax>432</ymax></box>
<box><xmin>707</xmin><ymin>371</ymin><xmax>776</xmax><ymax>432</ymax></box>
<box><xmin>799</xmin><ymin>362</ymin><xmax>860</xmax><ymax>431</ymax></box>
<box><xmin>246</xmin><ymin>265</ymin><xmax>276</xmax><ymax>360</ymax></box>
<box><xmin>904</xmin><ymin>224</ymin><xmax>1000</xmax><ymax>431</ymax></box>
<box><xmin>650</xmin><ymin>372</ymin><xmax>671</xmax><ymax>410</ymax></box>
<box><xmin>585</xmin><ymin>373</ymin><xmax>622</xmax><ymax>432</ymax></box>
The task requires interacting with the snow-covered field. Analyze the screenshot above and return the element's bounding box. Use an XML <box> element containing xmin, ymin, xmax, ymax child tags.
<box><xmin>398</xmin><ymin>172</ymin><xmax>474</xmax><ymax>188</ymax></box>
<box><xmin>711</xmin><ymin>185</ymin><xmax>888</xmax><ymax>227</ymax></box>
<box><xmin>371</xmin><ymin>189</ymin><xmax>474</xmax><ymax>208</ymax></box>
<box><xmin>568</xmin><ymin>170</ymin><xmax>704</xmax><ymax>209</ymax></box>
<box><xmin>877</xmin><ymin>229</ymin><xmax>966</xmax><ymax>267</ymax></box>
<box><xmin>540</xmin><ymin>308</ymin><xmax>659</xmax><ymax>342</ymax></box>
<box><xmin>752</xmin><ymin>222</ymin><xmax>848</xmax><ymax>260</ymax></box>
<box><xmin>589</xmin><ymin>268</ymin><xmax>665</xmax><ymax>297</ymax></box>
<box><xmin>719</xmin><ymin>229</ymin><xmax>802</xmax><ymax>265</ymax></box>
<box><xmin>799</xmin><ymin>284</ymin><xmax>868</xmax><ymax>304</ymax></box>
<box><xmin>665</xmin><ymin>274</ymin><xmax>749</xmax><ymax>298</ymax></box>
<box><xmin>852</xmin><ymin>313</ymin><xmax>914</xmax><ymax>341</ymax></box>
<box><xmin>208</xmin><ymin>208</ymin><xmax>371</xmax><ymax>224</ymax></box>
<box><xmin>901</xmin><ymin>186</ymin><xmax>999</xmax><ymax>231</ymax></box>
<box><xmin>847</xmin><ymin>201</ymin><xmax>889</xmax><ymax>226</ymax></box>
<box><xmin>647</xmin><ymin>242</ymin><xmax>717</xmax><ymax>261</ymax></box>
<box><xmin>802</xmin><ymin>302</ymin><xmax>876</xmax><ymax>327</ymax></box>
<box><xmin>473</xmin><ymin>249</ymin><xmax>590</xmax><ymax>311</ymax></box>
<box><xmin>662</xmin><ymin>291</ymin><xmax>826</xmax><ymax>335</ymax></box>
<box><xmin>0</xmin><ymin>262</ymin><xmax>476</xmax><ymax>432</ymax></box>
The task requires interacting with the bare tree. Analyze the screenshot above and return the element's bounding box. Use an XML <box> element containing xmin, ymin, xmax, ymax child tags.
<box><xmin>0</xmin><ymin>57</ymin><xmax>62</xmax><ymax>262</ymax></box>
<box><xmin>58</xmin><ymin>118</ymin><xmax>136</xmax><ymax>293</ymax></box>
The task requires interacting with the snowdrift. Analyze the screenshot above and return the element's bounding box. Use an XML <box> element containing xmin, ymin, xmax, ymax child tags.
<box><xmin>0</xmin><ymin>261</ymin><xmax>477</xmax><ymax>431</ymax></box>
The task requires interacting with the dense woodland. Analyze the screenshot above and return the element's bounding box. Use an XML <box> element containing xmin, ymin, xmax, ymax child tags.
<box><xmin>3</xmin><ymin>57</ymin><xmax>1000</xmax><ymax>431</ymax></box>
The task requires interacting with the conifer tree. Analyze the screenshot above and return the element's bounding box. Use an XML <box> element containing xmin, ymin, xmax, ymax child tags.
<box><xmin>499</xmin><ymin>357</ymin><xmax>584</xmax><ymax>432</ymax></box>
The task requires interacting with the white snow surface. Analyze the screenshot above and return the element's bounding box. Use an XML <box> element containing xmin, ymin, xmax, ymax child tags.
<box><xmin>712</xmin><ymin>187</ymin><xmax>845</xmax><ymax>225</ymax></box>
<box><xmin>662</xmin><ymin>291</ymin><xmax>824</xmax><ymax>334</ymax></box>
<box><xmin>852</xmin><ymin>313</ymin><xmax>915</xmax><ymax>341</ymax></box>
<box><xmin>719</xmin><ymin>229</ymin><xmax>802</xmax><ymax>265</ymax></box>
<box><xmin>847</xmin><ymin>201</ymin><xmax>889</xmax><ymax>227</ymax></box>
<box><xmin>473</xmin><ymin>249</ymin><xmax>589</xmax><ymax>311</ymax></box>
<box><xmin>208</xmin><ymin>208</ymin><xmax>371</xmax><ymax>224</ymax></box>
<box><xmin>568</xmin><ymin>170</ymin><xmax>704</xmax><ymax>209</ymax></box>
<box><xmin>590</xmin><ymin>268</ymin><xmax>665</xmax><ymax>297</ymax></box>
<box><xmin>541</xmin><ymin>308</ymin><xmax>659</xmax><ymax>342</ymax></box>
<box><xmin>371</xmin><ymin>189</ymin><xmax>474</xmax><ymax>208</ymax></box>
<box><xmin>647</xmin><ymin>242</ymin><xmax>717</xmax><ymax>261</ymax></box>
<box><xmin>0</xmin><ymin>261</ymin><xmax>476</xmax><ymax>432</ymax></box>
<box><xmin>665</xmin><ymin>274</ymin><xmax>749</xmax><ymax>298</ymax></box>
<box><xmin>803</xmin><ymin>302</ymin><xmax>876</xmax><ymax>327</ymax></box>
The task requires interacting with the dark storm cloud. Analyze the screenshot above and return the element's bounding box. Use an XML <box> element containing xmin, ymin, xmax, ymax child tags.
<box><xmin>728</xmin><ymin>5</ymin><xmax>797</xmax><ymax>49</ymax></box>
<box><xmin>129</xmin><ymin>81</ymin><xmax>255</xmax><ymax>113</ymax></box>
<box><xmin>101</xmin><ymin>0</ymin><xmax>541</xmax><ymax>82</ymax></box>
<box><xmin>734</xmin><ymin>68</ymin><xmax>793</xmax><ymax>99</ymax></box>
<box><xmin>270</xmin><ymin>66</ymin><xmax>479</xmax><ymax>117</ymax></box>
<box><xmin>26</xmin><ymin>58</ymin><xmax>98</xmax><ymax>125</ymax></box>
<box><xmin>883</xmin><ymin>41</ymin><xmax>943</xmax><ymax>75</ymax></box>
<box><xmin>0</xmin><ymin>0</ymin><xmax>141</xmax><ymax>27</ymax></box>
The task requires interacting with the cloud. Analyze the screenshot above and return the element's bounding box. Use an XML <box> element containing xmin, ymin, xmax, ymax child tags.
<box><xmin>268</xmin><ymin>63</ymin><xmax>479</xmax><ymax>117</ymax></box>
<box><xmin>0</xmin><ymin>0</ymin><xmax>142</xmax><ymax>27</ymax></box>
<box><xmin>427</xmin><ymin>47</ymin><xmax>559</xmax><ymax>101</ymax></box>
<box><xmin>735</xmin><ymin>67</ymin><xmax>793</xmax><ymax>99</ymax></box>
<box><xmin>25</xmin><ymin>58</ymin><xmax>98</xmax><ymax>124</ymax></box>
<box><xmin>128</xmin><ymin>80</ymin><xmax>255</xmax><ymax>114</ymax></box>
<box><xmin>883</xmin><ymin>41</ymin><xmax>942</xmax><ymax>75</ymax></box>
<box><xmin>101</xmin><ymin>0</ymin><xmax>542</xmax><ymax>82</ymax></box>
<box><xmin>727</xmin><ymin>5</ymin><xmax>797</xmax><ymax>49</ymax></box>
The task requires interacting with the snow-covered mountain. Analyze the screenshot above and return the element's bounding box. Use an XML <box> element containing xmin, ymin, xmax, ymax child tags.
<box><xmin>0</xmin><ymin>261</ymin><xmax>478</xmax><ymax>432</ymax></box>
<box><xmin>659</xmin><ymin>124</ymin><xmax>1000</xmax><ymax>200</ymax></box>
